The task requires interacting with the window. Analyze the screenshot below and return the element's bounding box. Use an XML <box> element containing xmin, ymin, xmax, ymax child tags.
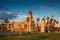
<box><xmin>24</xmin><ymin>24</ymin><xmax>27</xmax><ymax>28</ymax></box>
<box><xmin>26</xmin><ymin>17</ymin><xmax>29</xmax><ymax>22</ymax></box>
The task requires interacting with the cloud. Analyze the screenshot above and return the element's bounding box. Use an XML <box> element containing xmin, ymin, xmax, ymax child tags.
<box><xmin>13</xmin><ymin>14</ymin><xmax>40</xmax><ymax>22</ymax></box>
<box><xmin>6</xmin><ymin>12</ymin><xmax>12</xmax><ymax>14</ymax></box>
<box><xmin>40</xmin><ymin>4</ymin><xmax>54</xmax><ymax>8</ymax></box>
<box><xmin>0</xmin><ymin>11</ymin><xmax>17</xmax><ymax>20</ymax></box>
<box><xmin>13</xmin><ymin>15</ymin><xmax>27</xmax><ymax>22</ymax></box>
<box><xmin>0</xmin><ymin>11</ymin><xmax>40</xmax><ymax>22</ymax></box>
<box><xmin>0</xmin><ymin>12</ymin><xmax>1</xmax><ymax>14</ymax></box>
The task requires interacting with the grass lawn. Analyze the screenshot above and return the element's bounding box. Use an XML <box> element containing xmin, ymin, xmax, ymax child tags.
<box><xmin>0</xmin><ymin>33</ymin><xmax>60</xmax><ymax>40</ymax></box>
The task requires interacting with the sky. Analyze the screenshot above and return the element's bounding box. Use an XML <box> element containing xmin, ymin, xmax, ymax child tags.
<box><xmin>0</xmin><ymin>0</ymin><xmax>60</xmax><ymax>23</ymax></box>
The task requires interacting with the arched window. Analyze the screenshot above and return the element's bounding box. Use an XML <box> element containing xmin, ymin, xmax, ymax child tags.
<box><xmin>26</xmin><ymin>17</ymin><xmax>29</xmax><ymax>22</ymax></box>
<box><xmin>24</xmin><ymin>24</ymin><xmax>27</xmax><ymax>28</ymax></box>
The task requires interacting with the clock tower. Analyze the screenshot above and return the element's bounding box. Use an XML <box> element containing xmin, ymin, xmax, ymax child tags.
<box><xmin>26</xmin><ymin>10</ymin><xmax>33</xmax><ymax>32</ymax></box>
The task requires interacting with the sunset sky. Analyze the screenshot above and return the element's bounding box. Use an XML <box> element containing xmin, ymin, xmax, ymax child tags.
<box><xmin>0</xmin><ymin>0</ymin><xmax>60</xmax><ymax>23</ymax></box>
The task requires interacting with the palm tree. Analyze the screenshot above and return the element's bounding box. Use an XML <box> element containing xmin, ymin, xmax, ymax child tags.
<box><xmin>54</xmin><ymin>20</ymin><xmax>56</xmax><ymax>23</ymax></box>
<box><xmin>3</xmin><ymin>19</ymin><xmax>9</xmax><ymax>31</ymax></box>
<box><xmin>47</xmin><ymin>17</ymin><xmax>50</xmax><ymax>22</ymax></box>
<box><xmin>36</xmin><ymin>17</ymin><xmax>40</xmax><ymax>31</ymax></box>
<box><xmin>36</xmin><ymin>17</ymin><xmax>40</xmax><ymax>22</ymax></box>
<box><xmin>50</xmin><ymin>18</ymin><xmax>53</xmax><ymax>23</ymax></box>
<box><xmin>4</xmin><ymin>19</ymin><xmax>8</xmax><ymax>23</ymax></box>
<box><xmin>54</xmin><ymin>20</ymin><xmax>56</xmax><ymax>27</ymax></box>
<box><xmin>50</xmin><ymin>18</ymin><xmax>54</xmax><ymax>32</ymax></box>
<box><xmin>46</xmin><ymin>17</ymin><xmax>50</xmax><ymax>33</ymax></box>
<box><xmin>36</xmin><ymin>17</ymin><xmax>40</xmax><ymax>26</ymax></box>
<box><xmin>56</xmin><ymin>21</ymin><xmax>59</xmax><ymax>27</ymax></box>
<box><xmin>46</xmin><ymin>17</ymin><xmax>50</xmax><ymax>24</ymax></box>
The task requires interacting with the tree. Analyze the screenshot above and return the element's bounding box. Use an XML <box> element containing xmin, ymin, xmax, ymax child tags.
<box><xmin>54</xmin><ymin>20</ymin><xmax>56</xmax><ymax>27</ymax></box>
<box><xmin>47</xmin><ymin>17</ymin><xmax>50</xmax><ymax>21</ymax></box>
<box><xmin>36</xmin><ymin>17</ymin><xmax>40</xmax><ymax>22</ymax></box>
<box><xmin>36</xmin><ymin>17</ymin><xmax>40</xmax><ymax>26</ymax></box>
<box><xmin>46</xmin><ymin>17</ymin><xmax>51</xmax><ymax>33</ymax></box>
<box><xmin>50</xmin><ymin>18</ymin><xmax>53</xmax><ymax>23</ymax></box>
<box><xmin>46</xmin><ymin>17</ymin><xmax>50</xmax><ymax>27</ymax></box>
<box><xmin>4</xmin><ymin>19</ymin><xmax>9</xmax><ymax>23</ymax></box>
<box><xmin>50</xmin><ymin>18</ymin><xmax>55</xmax><ymax>32</ymax></box>
<box><xmin>3</xmin><ymin>19</ymin><xmax>9</xmax><ymax>31</ymax></box>
<box><xmin>56</xmin><ymin>21</ymin><xmax>59</xmax><ymax>27</ymax></box>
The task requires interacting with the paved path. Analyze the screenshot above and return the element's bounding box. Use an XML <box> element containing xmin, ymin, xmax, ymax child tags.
<box><xmin>0</xmin><ymin>31</ymin><xmax>60</xmax><ymax>35</ymax></box>
<box><xmin>0</xmin><ymin>32</ymin><xmax>18</xmax><ymax>35</ymax></box>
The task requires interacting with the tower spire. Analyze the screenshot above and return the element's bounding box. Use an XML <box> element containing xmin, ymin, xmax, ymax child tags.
<box><xmin>27</xmin><ymin>10</ymin><xmax>33</xmax><ymax>32</ymax></box>
<box><xmin>28</xmin><ymin>10</ymin><xmax>32</xmax><ymax>15</ymax></box>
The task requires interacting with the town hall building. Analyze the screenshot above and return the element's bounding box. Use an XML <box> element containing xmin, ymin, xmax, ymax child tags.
<box><xmin>0</xmin><ymin>10</ymin><xmax>60</xmax><ymax>33</ymax></box>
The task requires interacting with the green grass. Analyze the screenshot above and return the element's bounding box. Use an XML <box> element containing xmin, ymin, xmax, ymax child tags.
<box><xmin>0</xmin><ymin>33</ymin><xmax>60</xmax><ymax>40</ymax></box>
